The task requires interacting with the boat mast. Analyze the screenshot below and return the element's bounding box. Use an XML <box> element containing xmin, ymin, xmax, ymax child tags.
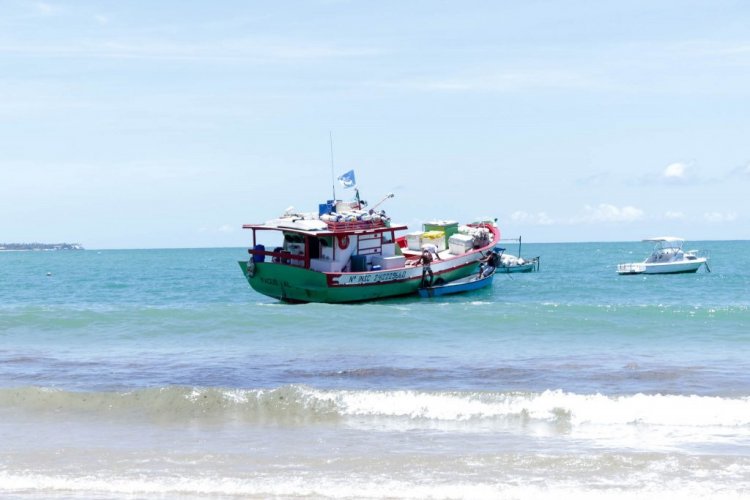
<box><xmin>329</xmin><ymin>131</ymin><xmax>336</xmax><ymax>202</ymax></box>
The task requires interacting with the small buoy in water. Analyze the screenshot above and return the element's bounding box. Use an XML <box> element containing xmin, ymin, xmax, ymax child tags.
<box><xmin>46</xmin><ymin>272</ymin><xmax>52</xmax><ymax>277</ymax></box>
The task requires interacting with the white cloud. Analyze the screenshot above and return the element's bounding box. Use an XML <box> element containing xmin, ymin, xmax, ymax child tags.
<box><xmin>510</xmin><ymin>211</ymin><xmax>555</xmax><ymax>226</ymax></box>
<box><xmin>512</xmin><ymin>205</ymin><xmax>646</xmax><ymax>226</ymax></box>
<box><xmin>728</xmin><ymin>162</ymin><xmax>750</xmax><ymax>178</ymax></box>
<box><xmin>703</xmin><ymin>211</ymin><xmax>738</xmax><ymax>223</ymax></box>
<box><xmin>218</xmin><ymin>224</ymin><xmax>234</xmax><ymax>233</ymax></box>
<box><xmin>575</xmin><ymin>204</ymin><xmax>644</xmax><ymax>223</ymax></box>
<box><xmin>634</xmin><ymin>161</ymin><xmax>697</xmax><ymax>186</ymax></box>
<box><xmin>664</xmin><ymin>211</ymin><xmax>685</xmax><ymax>220</ymax></box>
<box><xmin>663</xmin><ymin>162</ymin><xmax>687</xmax><ymax>179</ymax></box>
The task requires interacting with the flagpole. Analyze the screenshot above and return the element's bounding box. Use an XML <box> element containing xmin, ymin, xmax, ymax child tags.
<box><xmin>329</xmin><ymin>131</ymin><xmax>336</xmax><ymax>202</ymax></box>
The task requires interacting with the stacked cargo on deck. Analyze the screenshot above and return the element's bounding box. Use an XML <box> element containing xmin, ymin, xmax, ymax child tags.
<box><xmin>405</xmin><ymin>221</ymin><xmax>459</xmax><ymax>252</ymax></box>
<box><xmin>448</xmin><ymin>233</ymin><xmax>474</xmax><ymax>254</ymax></box>
<box><xmin>448</xmin><ymin>224</ymin><xmax>492</xmax><ymax>255</ymax></box>
<box><xmin>404</xmin><ymin>220</ymin><xmax>492</xmax><ymax>255</ymax></box>
<box><xmin>423</xmin><ymin>221</ymin><xmax>459</xmax><ymax>243</ymax></box>
<box><xmin>406</xmin><ymin>231</ymin><xmax>424</xmax><ymax>251</ymax></box>
<box><xmin>422</xmin><ymin>231</ymin><xmax>445</xmax><ymax>250</ymax></box>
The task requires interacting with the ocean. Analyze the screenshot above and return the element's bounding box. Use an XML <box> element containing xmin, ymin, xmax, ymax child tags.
<box><xmin>1</xmin><ymin>241</ymin><xmax>749</xmax><ymax>499</ymax></box>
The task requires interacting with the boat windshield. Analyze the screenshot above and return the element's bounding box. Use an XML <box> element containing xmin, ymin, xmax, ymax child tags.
<box><xmin>644</xmin><ymin>239</ymin><xmax>685</xmax><ymax>263</ymax></box>
<box><xmin>651</xmin><ymin>239</ymin><xmax>684</xmax><ymax>252</ymax></box>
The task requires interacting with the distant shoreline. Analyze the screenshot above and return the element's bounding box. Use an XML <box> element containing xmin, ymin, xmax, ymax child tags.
<box><xmin>0</xmin><ymin>243</ymin><xmax>84</xmax><ymax>251</ymax></box>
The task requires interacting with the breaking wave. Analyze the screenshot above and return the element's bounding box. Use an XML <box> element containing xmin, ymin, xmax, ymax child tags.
<box><xmin>2</xmin><ymin>385</ymin><xmax>750</xmax><ymax>429</ymax></box>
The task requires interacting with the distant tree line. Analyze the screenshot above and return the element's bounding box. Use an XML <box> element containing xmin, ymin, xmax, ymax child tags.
<box><xmin>0</xmin><ymin>243</ymin><xmax>84</xmax><ymax>251</ymax></box>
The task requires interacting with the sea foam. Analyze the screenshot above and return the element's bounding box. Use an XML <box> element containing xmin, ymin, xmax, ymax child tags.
<box><xmin>3</xmin><ymin>385</ymin><xmax>749</xmax><ymax>429</ymax></box>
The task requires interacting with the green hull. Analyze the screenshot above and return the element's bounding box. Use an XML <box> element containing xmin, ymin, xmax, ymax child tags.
<box><xmin>238</xmin><ymin>261</ymin><xmax>479</xmax><ymax>303</ymax></box>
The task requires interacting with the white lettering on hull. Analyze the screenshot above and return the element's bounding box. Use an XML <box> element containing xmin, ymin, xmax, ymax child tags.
<box><xmin>331</xmin><ymin>252</ymin><xmax>481</xmax><ymax>286</ymax></box>
<box><xmin>334</xmin><ymin>270</ymin><xmax>411</xmax><ymax>285</ymax></box>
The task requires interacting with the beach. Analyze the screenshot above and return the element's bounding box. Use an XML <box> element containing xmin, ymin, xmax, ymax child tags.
<box><xmin>1</xmin><ymin>242</ymin><xmax>749</xmax><ymax>498</ymax></box>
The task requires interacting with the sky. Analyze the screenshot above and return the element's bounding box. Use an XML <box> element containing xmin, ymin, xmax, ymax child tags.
<box><xmin>1</xmin><ymin>0</ymin><xmax>748</xmax><ymax>248</ymax></box>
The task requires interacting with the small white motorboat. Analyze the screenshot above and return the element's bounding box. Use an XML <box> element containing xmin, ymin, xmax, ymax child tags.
<box><xmin>617</xmin><ymin>237</ymin><xmax>710</xmax><ymax>275</ymax></box>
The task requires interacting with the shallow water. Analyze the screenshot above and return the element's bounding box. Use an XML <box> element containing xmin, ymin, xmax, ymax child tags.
<box><xmin>1</xmin><ymin>242</ymin><xmax>748</xmax><ymax>498</ymax></box>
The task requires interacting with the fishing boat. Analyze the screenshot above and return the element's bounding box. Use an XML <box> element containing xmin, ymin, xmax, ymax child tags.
<box><xmin>498</xmin><ymin>253</ymin><xmax>539</xmax><ymax>273</ymax></box>
<box><xmin>494</xmin><ymin>237</ymin><xmax>539</xmax><ymax>273</ymax></box>
<box><xmin>238</xmin><ymin>196</ymin><xmax>501</xmax><ymax>303</ymax></box>
<box><xmin>418</xmin><ymin>269</ymin><xmax>495</xmax><ymax>298</ymax></box>
<box><xmin>617</xmin><ymin>237</ymin><xmax>710</xmax><ymax>275</ymax></box>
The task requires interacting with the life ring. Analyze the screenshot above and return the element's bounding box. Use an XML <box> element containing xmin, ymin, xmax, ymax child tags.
<box><xmin>337</xmin><ymin>235</ymin><xmax>350</xmax><ymax>250</ymax></box>
<box><xmin>272</xmin><ymin>247</ymin><xmax>283</xmax><ymax>263</ymax></box>
<box><xmin>246</xmin><ymin>259</ymin><xmax>255</xmax><ymax>278</ymax></box>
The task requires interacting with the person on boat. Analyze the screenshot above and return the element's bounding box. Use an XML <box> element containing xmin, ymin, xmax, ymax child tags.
<box><xmin>418</xmin><ymin>245</ymin><xmax>441</xmax><ymax>287</ymax></box>
<box><xmin>422</xmin><ymin>243</ymin><xmax>442</xmax><ymax>261</ymax></box>
<box><xmin>478</xmin><ymin>249</ymin><xmax>499</xmax><ymax>278</ymax></box>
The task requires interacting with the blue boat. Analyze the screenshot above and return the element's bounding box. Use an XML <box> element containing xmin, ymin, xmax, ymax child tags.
<box><xmin>418</xmin><ymin>269</ymin><xmax>495</xmax><ymax>298</ymax></box>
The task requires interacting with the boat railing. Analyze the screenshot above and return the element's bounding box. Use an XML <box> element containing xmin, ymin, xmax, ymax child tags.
<box><xmin>528</xmin><ymin>256</ymin><xmax>541</xmax><ymax>271</ymax></box>
<box><xmin>686</xmin><ymin>249</ymin><xmax>710</xmax><ymax>260</ymax></box>
<box><xmin>325</xmin><ymin>219</ymin><xmax>387</xmax><ymax>231</ymax></box>
<box><xmin>248</xmin><ymin>248</ymin><xmax>307</xmax><ymax>266</ymax></box>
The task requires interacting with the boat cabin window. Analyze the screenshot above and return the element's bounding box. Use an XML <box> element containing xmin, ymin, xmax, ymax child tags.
<box><xmin>283</xmin><ymin>233</ymin><xmax>304</xmax><ymax>245</ymax></box>
<box><xmin>281</xmin><ymin>232</ymin><xmax>306</xmax><ymax>266</ymax></box>
<box><xmin>309</xmin><ymin>236</ymin><xmax>327</xmax><ymax>259</ymax></box>
<box><xmin>277</xmin><ymin>233</ymin><xmax>335</xmax><ymax>266</ymax></box>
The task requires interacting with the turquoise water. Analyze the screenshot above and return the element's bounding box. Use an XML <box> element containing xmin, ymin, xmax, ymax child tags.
<box><xmin>1</xmin><ymin>242</ymin><xmax>749</xmax><ymax>498</ymax></box>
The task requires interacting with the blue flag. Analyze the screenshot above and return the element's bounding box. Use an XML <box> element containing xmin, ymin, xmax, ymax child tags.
<box><xmin>337</xmin><ymin>170</ymin><xmax>356</xmax><ymax>189</ymax></box>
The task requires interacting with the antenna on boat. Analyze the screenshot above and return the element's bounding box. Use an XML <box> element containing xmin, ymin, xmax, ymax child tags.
<box><xmin>329</xmin><ymin>131</ymin><xmax>336</xmax><ymax>202</ymax></box>
<box><xmin>371</xmin><ymin>192</ymin><xmax>395</xmax><ymax>211</ymax></box>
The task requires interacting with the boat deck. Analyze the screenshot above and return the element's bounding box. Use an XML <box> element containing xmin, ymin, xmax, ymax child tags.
<box><xmin>400</xmin><ymin>248</ymin><xmax>456</xmax><ymax>262</ymax></box>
